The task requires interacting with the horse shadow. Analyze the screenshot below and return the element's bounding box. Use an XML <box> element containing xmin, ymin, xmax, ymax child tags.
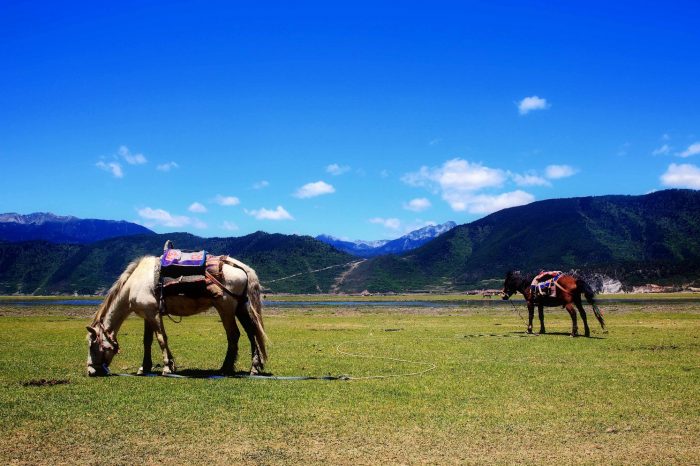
<box><xmin>174</xmin><ymin>368</ymin><xmax>275</xmax><ymax>378</ymax></box>
<box><xmin>508</xmin><ymin>331</ymin><xmax>606</xmax><ymax>340</ymax></box>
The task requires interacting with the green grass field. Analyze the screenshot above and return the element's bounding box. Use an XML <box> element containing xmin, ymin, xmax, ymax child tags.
<box><xmin>0</xmin><ymin>300</ymin><xmax>698</xmax><ymax>464</ymax></box>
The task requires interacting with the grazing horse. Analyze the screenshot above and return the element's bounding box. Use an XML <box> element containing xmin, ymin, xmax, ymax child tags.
<box><xmin>86</xmin><ymin>255</ymin><xmax>267</xmax><ymax>376</ymax></box>
<box><xmin>501</xmin><ymin>271</ymin><xmax>605</xmax><ymax>337</ymax></box>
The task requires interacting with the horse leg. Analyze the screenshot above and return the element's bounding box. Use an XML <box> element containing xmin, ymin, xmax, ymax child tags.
<box><xmin>538</xmin><ymin>304</ymin><xmax>546</xmax><ymax>334</ymax></box>
<box><xmin>137</xmin><ymin>319</ymin><xmax>154</xmax><ymax>375</ymax></box>
<box><xmin>236</xmin><ymin>301</ymin><xmax>264</xmax><ymax>375</ymax></box>
<box><xmin>216</xmin><ymin>305</ymin><xmax>240</xmax><ymax>375</ymax></box>
<box><xmin>527</xmin><ymin>301</ymin><xmax>535</xmax><ymax>334</ymax></box>
<box><xmin>575</xmin><ymin>298</ymin><xmax>590</xmax><ymax>337</ymax></box>
<box><xmin>146</xmin><ymin>314</ymin><xmax>176</xmax><ymax>374</ymax></box>
<box><xmin>565</xmin><ymin>303</ymin><xmax>578</xmax><ymax>337</ymax></box>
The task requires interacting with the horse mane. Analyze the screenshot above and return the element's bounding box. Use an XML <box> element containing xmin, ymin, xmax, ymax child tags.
<box><xmin>91</xmin><ymin>257</ymin><xmax>143</xmax><ymax>325</ymax></box>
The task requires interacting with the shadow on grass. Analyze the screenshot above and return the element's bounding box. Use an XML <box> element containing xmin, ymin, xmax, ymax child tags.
<box><xmin>175</xmin><ymin>368</ymin><xmax>274</xmax><ymax>378</ymax></box>
<box><xmin>508</xmin><ymin>330</ymin><xmax>606</xmax><ymax>340</ymax></box>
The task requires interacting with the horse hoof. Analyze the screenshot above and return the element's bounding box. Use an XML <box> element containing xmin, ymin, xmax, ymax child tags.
<box><xmin>539</xmin><ymin>329</ymin><xmax>546</xmax><ymax>334</ymax></box>
<box><xmin>219</xmin><ymin>367</ymin><xmax>235</xmax><ymax>376</ymax></box>
<box><xmin>137</xmin><ymin>367</ymin><xmax>147</xmax><ymax>376</ymax></box>
<box><xmin>527</xmin><ymin>329</ymin><xmax>533</xmax><ymax>335</ymax></box>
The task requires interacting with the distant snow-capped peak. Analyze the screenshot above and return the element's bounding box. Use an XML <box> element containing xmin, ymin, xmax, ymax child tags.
<box><xmin>404</xmin><ymin>221</ymin><xmax>457</xmax><ymax>241</ymax></box>
<box><xmin>0</xmin><ymin>212</ymin><xmax>77</xmax><ymax>225</ymax></box>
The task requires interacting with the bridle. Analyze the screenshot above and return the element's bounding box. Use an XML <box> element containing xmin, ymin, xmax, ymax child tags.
<box><xmin>93</xmin><ymin>321</ymin><xmax>120</xmax><ymax>353</ymax></box>
<box><xmin>88</xmin><ymin>321</ymin><xmax>120</xmax><ymax>375</ymax></box>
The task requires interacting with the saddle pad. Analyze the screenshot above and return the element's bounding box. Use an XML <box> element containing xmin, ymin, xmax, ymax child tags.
<box><xmin>162</xmin><ymin>275</ymin><xmax>208</xmax><ymax>297</ymax></box>
<box><xmin>160</xmin><ymin>254</ymin><xmax>225</xmax><ymax>299</ymax></box>
<box><xmin>160</xmin><ymin>249</ymin><xmax>207</xmax><ymax>278</ymax></box>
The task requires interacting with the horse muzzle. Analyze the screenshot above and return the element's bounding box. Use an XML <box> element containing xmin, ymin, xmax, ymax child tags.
<box><xmin>87</xmin><ymin>363</ymin><xmax>110</xmax><ymax>377</ymax></box>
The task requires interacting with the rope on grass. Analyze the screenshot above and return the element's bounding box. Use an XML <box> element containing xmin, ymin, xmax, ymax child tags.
<box><xmin>333</xmin><ymin>338</ymin><xmax>437</xmax><ymax>380</ymax></box>
<box><xmin>109</xmin><ymin>334</ymin><xmax>436</xmax><ymax>381</ymax></box>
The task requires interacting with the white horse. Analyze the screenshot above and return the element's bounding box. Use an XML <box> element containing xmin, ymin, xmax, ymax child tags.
<box><xmin>86</xmin><ymin>255</ymin><xmax>267</xmax><ymax>377</ymax></box>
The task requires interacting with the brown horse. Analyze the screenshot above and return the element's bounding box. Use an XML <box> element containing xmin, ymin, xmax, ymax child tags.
<box><xmin>501</xmin><ymin>271</ymin><xmax>605</xmax><ymax>337</ymax></box>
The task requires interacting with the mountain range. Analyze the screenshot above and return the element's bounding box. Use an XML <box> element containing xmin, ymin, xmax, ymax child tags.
<box><xmin>2</xmin><ymin>190</ymin><xmax>700</xmax><ymax>294</ymax></box>
<box><xmin>337</xmin><ymin>189</ymin><xmax>700</xmax><ymax>292</ymax></box>
<box><xmin>0</xmin><ymin>212</ymin><xmax>154</xmax><ymax>243</ymax></box>
<box><xmin>316</xmin><ymin>221</ymin><xmax>456</xmax><ymax>257</ymax></box>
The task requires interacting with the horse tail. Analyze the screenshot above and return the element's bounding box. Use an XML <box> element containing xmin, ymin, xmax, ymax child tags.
<box><xmin>91</xmin><ymin>257</ymin><xmax>143</xmax><ymax>326</ymax></box>
<box><xmin>576</xmin><ymin>277</ymin><xmax>605</xmax><ymax>330</ymax></box>
<box><xmin>226</xmin><ymin>258</ymin><xmax>268</xmax><ymax>363</ymax></box>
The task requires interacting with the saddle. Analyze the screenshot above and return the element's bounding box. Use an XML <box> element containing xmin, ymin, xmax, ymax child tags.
<box><xmin>158</xmin><ymin>241</ymin><xmax>226</xmax><ymax>301</ymax></box>
<box><xmin>530</xmin><ymin>271</ymin><xmax>563</xmax><ymax>298</ymax></box>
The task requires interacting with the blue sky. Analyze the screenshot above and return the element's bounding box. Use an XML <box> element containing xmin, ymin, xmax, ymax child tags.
<box><xmin>1</xmin><ymin>1</ymin><xmax>699</xmax><ymax>240</ymax></box>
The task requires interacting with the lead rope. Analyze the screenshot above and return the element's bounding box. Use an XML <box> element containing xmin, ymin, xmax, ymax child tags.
<box><xmin>508</xmin><ymin>297</ymin><xmax>526</xmax><ymax>322</ymax></box>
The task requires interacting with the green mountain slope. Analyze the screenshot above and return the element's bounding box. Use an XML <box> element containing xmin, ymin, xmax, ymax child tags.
<box><xmin>339</xmin><ymin>189</ymin><xmax>700</xmax><ymax>292</ymax></box>
<box><xmin>2</xmin><ymin>190</ymin><xmax>700</xmax><ymax>295</ymax></box>
<box><xmin>0</xmin><ymin>232</ymin><xmax>353</xmax><ymax>295</ymax></box>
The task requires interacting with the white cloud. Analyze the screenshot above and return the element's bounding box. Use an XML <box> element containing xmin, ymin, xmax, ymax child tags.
<box><xmin>188</xmin><ymin>202</ymin><xmax>207</xmax><ymax>213</ymax></box>
<box><xmin>192</xmin><ymin>219</ymin><xmax>208</xmax><ymax>229</ymax></box>
<box><xmin>660</xmin><ymin>163</ymin><xmax>700</xmax><ymax>189</ymax></box>
<box><xmin>403</xmin><ymin>158</ymin><xmax>510</xmax><ymax>211</ymax></box>
<box><xmin>679</xmin><ymin>142</ymin><xmax>700</xmax><ymax>158</ymax></box>
<box><xmin>403</xmin><ymin>158</ymin><xmax>506</xmax><ymax>192</ymax></box>
<box><xmin>403</xmin><ymin>198</ymin><xmax>432</xmax><ymax>212</ymax></box>
<box><xmin>294</xmin><ymin>181</ymin><xmax>335</xmax><ymax>198</ymax></box>
<box><xmin>449</xmin><ymin>190</ymin><xmax>535</xmax><ymax>214</ymax></box>
<box><xmin>511</xmin><ymin>172</ymin><xmax>551</xmax><ymax>187</ymax></box>
<box><xmin>118</xmin><ymin>145</ymin><xmax>147</xmax><ymax>165</ymax></box>
<box><xmin>214</xmin><ymin>195</ymin><xmax>240</xmax><ymax>206</ymax></box>
<box><xmin>429</xmin><ymin>138</ymin><xmax>442</xmax><ymax>146</ymax></box>
<box><xmin>157</xmin><ymin>161</ymin><xmax>179</xmax><ymax>171</ymax></box>
<box><xmin>246</xmin><ymin>206</ymin><xmax>294</xmax><ymax>221</ymax></box>
<box><xmin>326</xmin><ymin>164</ymin><xmax>350</xmax><ymax>176</ymax></box>
<box><xmin>652</xmin><ymin>144</ymin><xmax>671</xmax><ymax>156</ymax></box>
<box><xmin>253</xmin><ymin>180</ymin><xmax>269</xmax><ymax>189</ymax></box>
<box><xmin>518</xmin><ymin>96</ymin><xmax>549</xmax><ymax>115</ymax></box>
<box><xmin>137</xmin><ymin>207</ymin><xmax>192</xmax><ymax>227</ymax></box>
<box><xmin>380</xmin><ymin>169</ymin><xmax>390</xmax><ymax>178</ymax></box>
<box><xmin>545</xmin><ymin>164</ymin><xmax>577</xmax><ymax>179</ymax></box>
<box><xmin>403</xmin><ymin>158</ymin><xmax>544</xmax><ymax>214</ymax></box>
<box><xmin>221</xmin><ymin>221</ymin><xmax>239</xmax><ymax>231</ymax></box>
<box><xmin>96</xmin><ymin>161</ymin><xmax>123</xmax><ymax>178</ymax></box>
<box><xmin>369</xmin><ymin>217</ymin><xmax>401</xmax><ymax>230</ymax></box>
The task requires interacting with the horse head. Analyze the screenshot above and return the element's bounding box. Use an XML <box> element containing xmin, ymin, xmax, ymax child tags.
<box><xmin>86</xmin><ymin>323</ymin><xmax>119</xmax><ymax>377</ymax></box>
<box><xmin>501</xmin><ymin>270</ymin><xmax>521</xmax><ymax>300</ymax></box>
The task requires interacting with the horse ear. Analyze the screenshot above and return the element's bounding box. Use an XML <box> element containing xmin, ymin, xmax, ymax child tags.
<box><xmin>86</xmin><ymin>326</ymin><xmax>97</xmax><ymax>337</ymax></box>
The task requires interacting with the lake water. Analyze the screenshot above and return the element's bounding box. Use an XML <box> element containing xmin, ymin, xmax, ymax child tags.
<box><xmin>2</xmin><ymin>297</ymin><xmax>698</xmax><ymax>308</ymax></box>
<box><xmin>0</xmin><ymin>298</ymin><xmax>510</xmax><ymax>308</ymax></box>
